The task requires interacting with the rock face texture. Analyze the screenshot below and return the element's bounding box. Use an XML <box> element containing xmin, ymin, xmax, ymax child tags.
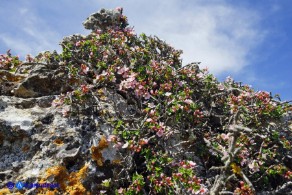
<box><xmin>0</xmin><ymin>8</ymin><xmax>292</xmax><ymax>195</ymax></box>
<box><xmin>83</xmin><ymin>7</ymin><xmax>128</xmax><ymax>31</ymax></box>
<box><xmin>13</xmin><ymin>64</ymin><xmax>71</xmax><ymax>98</ymax></box>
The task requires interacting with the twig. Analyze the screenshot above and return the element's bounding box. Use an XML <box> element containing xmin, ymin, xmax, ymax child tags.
<box><xmin>275</xmin><ymin>181</ymin><xmax>292</xmax><ymax>194</ymax></box>
<box><xmin>241</xmin><ymin>171</ymin><xmax>256</xmax><ymax>193</ymax></box>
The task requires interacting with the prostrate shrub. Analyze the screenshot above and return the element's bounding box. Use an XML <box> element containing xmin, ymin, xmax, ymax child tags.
<box><xmin>1</xmin><ymin>7</ymin><xmax>291</xmax><ymax>195</ymax></box>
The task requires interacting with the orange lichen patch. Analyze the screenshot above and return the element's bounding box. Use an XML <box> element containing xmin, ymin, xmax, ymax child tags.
<box><xmin>39</xmin><ymin>164</ymin><xmax>89</xmax><ymax>195</ymax></box>
<box><xmin>0</xmin><ymin>189</ymin><xmax>22</xmax><ymax>195</ymax></box>
<box><xmin>231</xmin><ymin>163</ymin><xmax>242</xmax><ymax>176</ymax></box>
<box><xmin>97</xmin><ymin>88</ymin><xmax>104</xmax><ymax>96</ymax></box>
<box><xmin>0</xmin><ymin>188</ymin><xmax>12</xmax><ymax>195</ymax></box>
<box><xmin>91</xmin><ymin>136</ymin><xmax>108</xmax><ymax>166</ymax></box>
<box><xmin>44</xmin><ymin>166</ymin><xmax>69</xmax><ymax>190</ymax></box>
<box><xmin>37</xmin><ymin>190</ymin><xmax>56</xmax><ymax>195</ymax></box>
<box><xmin>22</xmin><ymin>145</ymin><xmax>30</xmax><ymax>152</ymax></box>
<box><xmin>112</xmin><ymin>159</ymin><xmax>122</xmax><ymax>165</ymax></box>
<box><xmin>91</xmin><ymin>146</ymin><xmax>103</xmax><ymax>166</ymax></box>
<box><xmin>0</xmin><ymin>70</ymin><xmax>25</xmax><ymax>82</ymax></box>
<box><xmin>53</xmin><ymin>138</ymin><xmax>64</xmax><ymax>146</ymax></box>
<box><xmin>67</xmin><ymin>165</ymin><xmax>88</xmax><ymax>194</ymax></box>
<box><xmin>100</xmin><ymin>95</ymin><xmax>107</xmax><ymax>101</ymax></box>
<box><xmin>45</xmin><ymin>191</ymin><xmax>56</xmax><ymax>195</ymax></box>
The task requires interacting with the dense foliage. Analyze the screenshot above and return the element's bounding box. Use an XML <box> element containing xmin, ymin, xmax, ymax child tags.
<box><xmin>1</xmin><ymin>8</ymin><xmax>291</xmax><ymax>194</ymax></box>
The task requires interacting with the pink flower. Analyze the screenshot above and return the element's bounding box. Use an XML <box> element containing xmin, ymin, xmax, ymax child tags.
<box><xmin>52</xmin><ymin>99</ymin><xmax>63</xmax><ymax>107</ymax></box>
<box><xmin>225</xmin><ymin>76</ymin><xmax>234</xmax><ymax>83</ymax></box>
<box><xmin>151</xmin><ymin>60</ymin><xmax>158</xmax><ymax>67</ymax></box>
<box><xmin>125</xmin><ymin>27</ymin><xmax>136</xmax><ymax>35</ymax></box>
<box><xmin>103</xmin><ymin>54</ymin><xmax>108</xmax><ymax>60</ymax></box>
<box><xmin>149</xmin><ymin>109</ymin><xmax>155</xmax><ymax>116</ymax></box>
<box><xmin>144</xmin><ymin>92</ymin><xmax>151</xmax><ymax>100</ymax></box>
<box><xmin>25</xmin><ymin>54</ymin><xmax>34</xmax><ymax>63</ymax></box>
<box><xmin>220</xmin><ymin>133</ymin><xmax>229</xmax><ymax>141</ymax></box>
<box><xmin>139</xmin><ymin>138</ymin><xmax>148</xmax><ymax>145</ymax></box>
<box><xmin>75</xmin><ymin>41</ymin><xmax>81</xmax><ymax>47</ymax></box>
<box><xmin>135</xmin><ymin>89</ymin><xmax>143</xmax><ymax>97</ymax></box>
<box><xmin>248</xmin><ymin>160</ymin><xmax>260</xmax><ymax>172</ymax></box>
<box><xmin>148</xmin><ymin>102</ymin><xmax>155</xmax><ymax>108</ymax></box>
<box><xmin>81</xmin><ymin>64</ymin><xmax>89</xmax><ymax>74</ymax></box>
<box><xmin>95</xmin><ymin>75</ymin><xmax>102</xmax><ymax>81</ymax></box>
<box><xmin>81</xmin><ymin>85</ymin><xmax>89</xmax><ymax>93</ymax></box>
<box><xmin>159</xmin><ymin>122</ymin><xmax>165</xmax><ymax>128</ymax></box>
<box><xmin>126</xmin><ymin>75</ymin><xmax>136</xmax><ymax>83</ymax></box>
<box><xmin>171</xmin><ymin>106</ymin><xmax>177</xmax><ymax>112</ymax></box>
<box><xmin>119</xmin><ymin>73</ymin><xmax>138</xmax><ymax>90</ymax></box>
<box><xmin>184</xmin><ymin>99</ymin><xmax>193</xmax><ymax>104</ymax></box>
<box><xmin>115</xmin><ymin>7</ymin><xmax>123</xmax><ymax>12</ymax></box>
<box><xmin>197</xmin><ymin>73</ymin><xmax>204</xmax><ymax>79</ymax></box>
<box><xmin>101</xmin><ymin>70</ymin><xmax>108</xmax><ymax>76</ymax></box>
<box><xmin>107</xmin><ymin>135</ymin><xmax>117</xmax><ymax>142</ymax></box>
<box><xmin>117</xmin><ymin>66</ymin><xmax>129</xmax><ymax>75</ymax></box>
<box><xmin>218</xmin><ymin>83</ymin><xmax>225</xmax><ymax>91</ymax></box>
<box><xmin>156</xmin><ymin>129</ymin><xmax>164</xmax><ymax>137</ymax></box>
<box><xmin>188</xmin><ymin>161</ymin><xmax>196</xmax><ymax>167</ymax></box>
<box><xmin>146</xmin><ymin>118</ymin><xmax>153</xmax><ymax>122</ymax></box>
<box><xmin>117</xmin><ymin>188</ymin><xmax>124</xmax><ymax>194</ymax></box>
<box><xmin>61</xmin><ymin>107</ymin><xmax>70</xmax><ymax>117</ymax></box>
<box><xmin>111</xmin><ymin>75</ymin><xmax>116</xmax><ymax>82</ymax></box>
<box><xmin>113</xmin><ymin>142</ymin><xmax>123</xmax><ymax>149</ymax></box>
<box><xmin>165</xmin><ymin>92</ymin><xmax>172</xmax><ymax>97</ymax></box>
<box><xmin>196</xmin><ymin>187</ymin><xmax>208</xmax><ymax>194</ymax></box>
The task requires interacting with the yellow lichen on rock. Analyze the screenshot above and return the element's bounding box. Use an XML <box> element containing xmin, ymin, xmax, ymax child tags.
<box><xmin>53</xmin><ymin>138</ymin><xmax>64</xmax><ymax>146</ymax></box>
<box><xmin>37</xmin><ymin>191</ymin><xmax>56</xmax><ymax>195</ymax></box>
<box><xmin>0</xmin><ymin>188</ymin><xmax>14</xmax><ymax>195</ymax></box>
<box><xmin>38</xmin><ymin>164</ymin><xmax>89</xmax><ymax>195</ymax></box>
<box><xmin>91</xmin><ymin>136</ymin><xmax>108</xmax><ymax>166</ymax></box>
<box><xmin>67</xmin><ymin>165</ymin><xmax>89</xmax><ymax>195</ymax></box>
<box><xmin>44</xmin><ymin>166</ymin><xmax>69</xmax><ymax>190</ymax></box>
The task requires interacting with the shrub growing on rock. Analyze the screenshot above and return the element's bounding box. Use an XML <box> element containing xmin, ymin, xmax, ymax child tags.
<box><xmin>1</xmin><ymin>7</ymin><xmax>291</xmax><ymax>195</ymax></box>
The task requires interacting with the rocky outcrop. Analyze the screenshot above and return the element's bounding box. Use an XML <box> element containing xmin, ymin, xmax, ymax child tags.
<box><xmin>0</xmin><ymin>8</ymin><xmax>291</xmax><ymax>195</ymax></box>
<box><xmin>83</xmin><ymin>7</ymin><xmax>128</xmax><ymax>32</ymax></box>
<box><xmin>0</xmin><ymin>70</ymin><xmax>26</xmax><ymax>96</ymax></box>
<box><xmin>0</xmin><ymin>88</ymin><xmax>130</xmax><ymax>194</ymax></box>
<box><xmin>13</xmin><ymin>63</ymin><xmax>71</xmax><ymax>98</ymax></box>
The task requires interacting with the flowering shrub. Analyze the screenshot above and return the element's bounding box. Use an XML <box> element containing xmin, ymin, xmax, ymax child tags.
<box><xmin>0</xmin><ymin>50</ymin><xmax>21</xmax><ymax>71</ymax></box>
<box><xmin>3</xmin><ymin>8</ymin><xmax>291</xmax><ymax>194</ymax></box>
<box><xmin>51</xmin><ymin>10</ymin><xmax>292</xmax><ymax>193</ymax></box>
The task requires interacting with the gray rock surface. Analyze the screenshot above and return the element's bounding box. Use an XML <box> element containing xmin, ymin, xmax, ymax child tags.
<box><xmin>83</xmin><ymin>8</ymin><xmax>128</xmax><ymax>31</ymax></box>
<box><xmin>13</xmin><ymin>64</ymin><xmax>71</xmax><ymax>98</ymax></box>
<box><xmin>0</xmin><ymin>86</ymin><xmax>130</xmax><ymax>194</ymax></box>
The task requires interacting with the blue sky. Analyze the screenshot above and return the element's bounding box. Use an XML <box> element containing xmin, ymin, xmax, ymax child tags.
<box><xmin>0</xmin><ymin>0</ymin><xmax>291</xmax><ymax>101</ymax></box>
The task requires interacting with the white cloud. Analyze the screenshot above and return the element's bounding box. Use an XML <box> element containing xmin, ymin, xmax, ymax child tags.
<box><xmin>0</xmin><ymin>34</ymin><xmax>32</xmax><ymax>55</ymax></box>
<box><xmin>119</xmin><ymin>0</ymin><xmax>265</xmax><ymax>75</ymax></box>
<box><xmin>1</xmin><ymin>0</ymin><xmax>265</xmax><ymax>76</ymax></box>
<box><xmin>0</xmin><ymin>4</ymin><xmax>62</xmax><ymax>57</ymax></box>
